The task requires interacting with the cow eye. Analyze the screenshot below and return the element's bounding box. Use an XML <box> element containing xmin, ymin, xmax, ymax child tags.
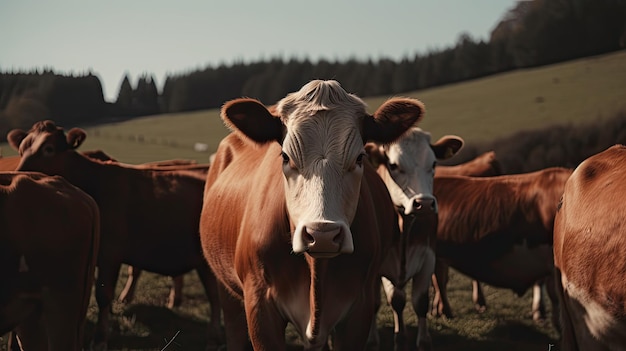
<box><xmin>388</xmin><ymin>163</ymin><xmax>399</xmax><ymax>172</ymax></box>
<box><xmin>281</xmin><ymin>151</ymin><xmax>290</xmax><ymax>164</ymax></box>
<box><xmin>356</xmin><ymin>153</ymin><xmax>365</xmax><ymax>167</ymax></box>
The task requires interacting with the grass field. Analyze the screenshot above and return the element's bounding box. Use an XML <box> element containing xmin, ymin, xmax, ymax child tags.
<box><xmin>2</xmin><ymin>51</ymin><xmax>625</xmax><ymax>350</ymax></box>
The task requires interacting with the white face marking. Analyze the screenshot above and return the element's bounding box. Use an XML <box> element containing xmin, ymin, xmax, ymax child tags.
<box><xmin>275</xmin><ymin>81</ymin><xmax>369</xmax><ymax>257</ymax></box>
<box><xmin>383</xmin><ymin>128</ymin><xmax>437</xmax><ymax>215</ymax></box>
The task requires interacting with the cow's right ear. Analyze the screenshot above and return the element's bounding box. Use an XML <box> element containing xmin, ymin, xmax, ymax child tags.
<box><xmin>364</xmin><ymin>143</ymin><xmax>386</xmax><ymax>168</ymax></box>
<box><xmin>67</xmin><ymin>128</ymin><xmax>87</xmax><ymax>149</ymax></box>
<box><xmin>7</xmin><ymin>129</ymin><xmax>27</xmax><ymax>151</ymax></box>
<box><xmin>221</xmin><ymin>98</ymin><xmax>283</xmax><ymax>144</ymax></box>
<box><xmin>432</xmin><ymin>135</ymin><xmax>464</xmax><ymax>160</ymax></box>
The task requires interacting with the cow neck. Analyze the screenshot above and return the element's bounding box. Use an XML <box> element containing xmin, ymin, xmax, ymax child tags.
<box><xmin>305</xmin><ymin>255</ymin><xmax>329</xmax><ymax>340</ymax></box>
<box><xmin>64</xmin><ymin>151</ymin><xmax>110</xmax><ymax>200</ymax></box>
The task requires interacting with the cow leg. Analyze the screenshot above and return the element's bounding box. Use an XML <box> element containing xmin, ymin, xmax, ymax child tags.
<box><xmin>381</xmin><ymin>277</ymin><xmax>408</xmax><ymax>351</ymax></box>
<box><xmin>117</xmin><ymin>265</ymin><xmax>141</xmax><ymax>304</ymax></box>
<box><xmin>432</xmin><ymin>259</ymin><xmax>454</xmax><ymax>318</ymax></box>
<box><xmin>243</xmin><ymin>289</ymin><xmax>287</xmax><ymax>351</ymax></box>
<box><xmin>195</xmin><ymin>264</ymin><xmax>225</xmax><ymax>349</ymax></box>
<box><xmin>42</xmin><ymin>288</ymin><xmax>84</xmax><ymax>351</ymax></box>
<box><xmin>93</xmin><ymin>261</ymin><xmax>122</xmax><ymax>350</ymax></box>
<box><xmin>218</xmin><ymin>284</ymin><xmax>252</xmax><ymax>351</ymax></box>
<box><xmin>167</xmin><ymin>275</ymin><xmax>184</xmax><ymax>309</ymax></box>
<box><xmin>411</xmin><ymin>254</ymin><xmax>435</xmax><ymax>351</ymax></box>
<box><xmin>365</xmin><ymin>280</ymin><xmax>382</xmax><ymax>350</ymax></box>
<box><xmin>471</xmin><ymin>280</ymin><xmax>487</xmax><ymax>313</ymax></box>
<box><xmin>531</xmin><ymin>281</ymin><xmax>546</xmax><ymax>323</ymax></box>
<box><xmin>13</xmin><ymin>313</ymin><xmax>47</xmax><ymax>351</ymax></box>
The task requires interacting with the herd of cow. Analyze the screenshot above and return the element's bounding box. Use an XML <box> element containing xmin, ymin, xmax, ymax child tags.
<box><xmin>1</xmin><ymin>79</ymin><xmax>624</xmax><ymax>350</ymax></box>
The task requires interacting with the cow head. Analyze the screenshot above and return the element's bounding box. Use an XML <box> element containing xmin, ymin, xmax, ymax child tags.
<box><xmin>7</xmin><ymin>120</ymin><xmax>86</xmax><ymax>177</ymax></box>
<box><xmin>366</xmin><ymin>127</ymin><xmax>463</xmax><ymax>216</ymax></box>
<box><xmin>221</xmin><ymin>80</ymin><xmax>421</xmax><ymax>258</ymax></box>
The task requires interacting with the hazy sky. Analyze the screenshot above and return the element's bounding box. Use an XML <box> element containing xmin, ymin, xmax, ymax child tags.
<box><xmin>1</xmin><ymin>0</ymin><xmax>519</xmax><ymax>102</ymax></box>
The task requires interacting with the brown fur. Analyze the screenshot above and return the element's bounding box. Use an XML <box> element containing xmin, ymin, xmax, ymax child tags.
<box><xmin>435</xmin><ymin>150</ymin><xmax>502</xmax><ymax>177</ymax></box>
<box><xmin>554</xmin><ymin>144</ymin><xmax>626</xmax><ymax>350</ymax></box>
<box><xmin>6</xmin><ymin>121</ymin><xmax>222</xmax><ymax>349</ymax></box>
<box><xmin>0</xmin><ymin>172</ymin><xmax>99</xmax><ymax>350</ymax></box>
<box><xmin>200</xmin><ymin>81</ymin><xmax>418</xmax><ymax>350</ymax></box>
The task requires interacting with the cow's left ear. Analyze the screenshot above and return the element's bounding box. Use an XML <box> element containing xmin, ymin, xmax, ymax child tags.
<box><xmin>66</xmin><ymin>128</ymin><xmax>87</xmax><ymax>149</ymax></box>
<box><xmin>364</xmin><ymin>98</ymin><xmax>424</xmax><ymax>144</ymax></box>
<box><xmin>432</xmin><ymin>135</ymin><xmax>464</xmax><ymax>160</ymax></box>
<box><xmin>221</xmin><ymin>98</ymin><xmax>283</xmax><ymax>144</ymax></box>
<box><xmin>7</xmin><ymin>129</ymin><xmax>27</xmax><ymax>151</ymax></box>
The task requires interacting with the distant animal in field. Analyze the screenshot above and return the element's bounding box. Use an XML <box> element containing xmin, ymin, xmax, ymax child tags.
<box><xmin>431</xmin><ymin>167</ymin><xmax>572</xmax><ymax>331</ymax></box>
<box><xmin>554</xmin><ymin>144</ymin><xmax>626</xmax><ymax>350</ymax></box>
<box><xmin>0</xmin><ymin>172</ymin><xmax>99</xmax><ymax>351</ymax></box>
<box><xmin>7</xmin><ymin>121</ymin><xmax>223</xmax><ymax>350</ymax></box>
<box><xmin>366</xmin><ymin>127</ymin><xmax>464</xmax><ymax>351</ymax></box>
<box><xmin>200</xmin><ymin>80</ymin><xmax>420</xmax><ymax>350</ymax></box>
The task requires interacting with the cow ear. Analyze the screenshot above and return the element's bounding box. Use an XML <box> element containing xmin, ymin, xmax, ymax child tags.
<box><xmin>364</xmin><ymin>142</ymin><xmax>386</xmax><ymax>168</ymax></box>
<box><xmin>432</xmin><ymin>135</ymin><xmax>464</xmax><ymax>160</ymax></box>
<box><xmin>67</xmin><ymin>128</ymin><xmax>87</xmax><ymax>149</ymax></box>
<box><xmin>7</xmin><ymin>129</ymin><xmax>27</xmax><ymax>151</ymax></box>
<box><xmin>364</xmin><ymin>98</ymin><xmax>424</xmax><ymax>143</ymax></box>
<box><xmin>221</xmin><ymin>98</ymin><xmax>283</xmax><ymax>144</ymax></box>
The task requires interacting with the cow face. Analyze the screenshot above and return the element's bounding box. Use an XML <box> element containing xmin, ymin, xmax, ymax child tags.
<box><xmin>367</xmin><ymin>128</ymin><xmax>463</xmax><ymax>216</ymax></box>
<box><xmin>7</xmin><ymin>120</ymin><xmax>86</xmax><ymax>177</ymax></box>
<box><xmin>221</xmin><ymin>80</ymin><xmax>421</xmax><ymax>258</ymax></box>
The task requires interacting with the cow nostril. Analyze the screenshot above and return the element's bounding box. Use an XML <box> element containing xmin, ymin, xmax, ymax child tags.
<box><xmin>333</xmin><ymin>231</ymin><xmax>343</xmax><ymax>244</ymax></box>
<box><xmin>413</xmin><ymin>199</ymin><xmax>423</xmax><ymax>210</ymax></box>
<box><xmin>304</xmin><ymin>232</ymin><xmax>315</xmax><ymax>244</ymax></box>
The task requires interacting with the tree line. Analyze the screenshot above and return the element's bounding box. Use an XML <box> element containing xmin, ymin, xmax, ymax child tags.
<box><xmin>1</xmin><ymin>0</ymin><xmax>624</xmax><ymax>138</ymax></box>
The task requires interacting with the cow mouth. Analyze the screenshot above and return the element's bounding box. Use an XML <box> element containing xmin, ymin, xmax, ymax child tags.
<box><xmin>305</xmin><ymin>250</ymin><xmax>341</xmax><ymax>259</ymax></box>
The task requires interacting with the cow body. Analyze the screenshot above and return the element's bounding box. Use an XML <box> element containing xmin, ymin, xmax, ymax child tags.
<box><xmin>366</xmin><ymin>128</ymin><xmax>464</xmax><ymax>351</ymax></box>
<box><xmin>0</xmin><ymin>172</ymin><xmax>99</xmax><ymax>351</ymax></box>
<box><xmin>7</xmin><ymin>123</ymin><xmax>222</xmax><ymax>349</ymax></box>
<box><xmin>200</xmin><ymin>80</ymin><xmax>420</xmax><ymax>350</ymax></box>
<box><xmin>432</xmin><ymin>167</ymin><xmax>572</xmax><ymax>329</ymax></box>
<box><xmin>554</xmin><ymin>144</ymin><xmax>626</xmax><ymax>350</ymax></box>
<box><xmin>433</xmin><ymin>151</ymin><xmax>504</xmax><ymax>315</ymax></box>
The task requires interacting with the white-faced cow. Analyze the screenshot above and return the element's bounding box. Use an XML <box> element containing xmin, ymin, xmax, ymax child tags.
<box><xmin>432</xmin><ymin>167</ymin><xmax>573</xmax><ymax>330</ymax></box>
<box><xmin>0</xmin><ymin>172</ymin><xmax>100</xmax><ymax>351</ymax></box>
<box><xmin>366</xmin><ymin>127</ymin><xmax>464</xmax><ymax>351</ymax></box>
<box><xmin>554</xmin><ymin>144</ymin><xmax>626</xmax><ymax>350</ymax></box>
<box><xmin>7</xmin><ymin>122</ymin><xmax>222</xmax><ymax>350</ymax></box>
<box><xmin>199</xmin><ymin>80</ymin><xmax>421</xmax><ymax>350</ymax></box>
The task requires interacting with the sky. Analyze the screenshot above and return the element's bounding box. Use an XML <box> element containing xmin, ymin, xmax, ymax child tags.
<box><xmin>1</xmin><ymin>0</ymin><xmax>519</xmax><ymax>103</ymax></box>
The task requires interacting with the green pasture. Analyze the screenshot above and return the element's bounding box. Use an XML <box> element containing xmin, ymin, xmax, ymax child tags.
<box><xmin>1</xmin><ymin>51</ymin><xmax>624</xmax><ymax>165</ymax></box>
<box><xmin>2</xmin><ymin>51</ymin><xmax>625</xmax><ymax>350</ymax></box>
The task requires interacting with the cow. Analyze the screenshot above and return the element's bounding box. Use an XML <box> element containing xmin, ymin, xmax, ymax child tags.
<box><xmin>431</xmin><ymin>167</ymin><xmax>573</xmax><ymax>330</ymax></box>
<box><xmin>553</xmin><ymin>144</ymin><xmax>626</xmax><ymax>350</ymax></box>
<box><xmin>0</xmin><ymin>152</ymin><xmax>208</xmax><ymax>310</ymax></box>
<box><xmin>199</xmin><ymin>80</ymin><xmax>421</xmax><ymax>350</ymax></box>
<box><xmin>365</xmin><ymin>127</ymin><xmax>464</xmax><ymax>351</ymax></box>
<box><xmin>6</xmin><ymin>121</ymin><xmax>222</xmax><ymax>350</ymax></box>
<box><xmin>0</xmin><ymin>171</ymin><xmax>100</xmax><ymax>351</ymax></box>
<box><xmin>433</xmin><ymin>151</ymin><xmax>504</xmax><ymax>314</ymax></box>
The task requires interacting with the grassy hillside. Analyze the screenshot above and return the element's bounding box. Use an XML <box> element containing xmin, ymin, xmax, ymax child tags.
<box><xmin>1</xmin><ymin>50</ymin><xmax>624</xmax><ymax>165</ymax></box>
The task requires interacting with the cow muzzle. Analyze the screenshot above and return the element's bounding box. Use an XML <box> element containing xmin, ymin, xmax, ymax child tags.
<box><xmin>292</xmin><ymin>222</ymin><xmax>354</xmax><ymax>258</ymax></box>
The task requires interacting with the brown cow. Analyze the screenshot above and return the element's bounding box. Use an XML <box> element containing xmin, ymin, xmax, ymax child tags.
<box><xmin>0</xmin><ymin>152</ymin><xmax>207</xmax><ymax>309</ymax></box>
<box><xmin>0</xmin><ymin>172</ymin><xmax>100</xmax><ymax>351</ymax></box>
<box><xmin>7</xmin><ymin>122</ymin><xmax>222</xmax><ymax>350</ymax></box>
<box><xmin>200</xmin><ymin>80</ymin><xmax>420</xmax><ymax>350</ymax></box>
<box><xmin>553</xmin><ymin>144</ymin><xmax>626</xmax><ymax>350</ymax></box>
<box><xmin>433</xmin><ymin>151</ymin><xmax>504</xmax><ymax>314</ymax></box>
<box><xmin>431</xmin><ymin>167</ymin><xmax>572</xmax><ymax>330</ymax></box>
<box><xmin>366</xmin><ymin>127</ymin><xmax>464</xmax><ymax>351</ymax></box>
